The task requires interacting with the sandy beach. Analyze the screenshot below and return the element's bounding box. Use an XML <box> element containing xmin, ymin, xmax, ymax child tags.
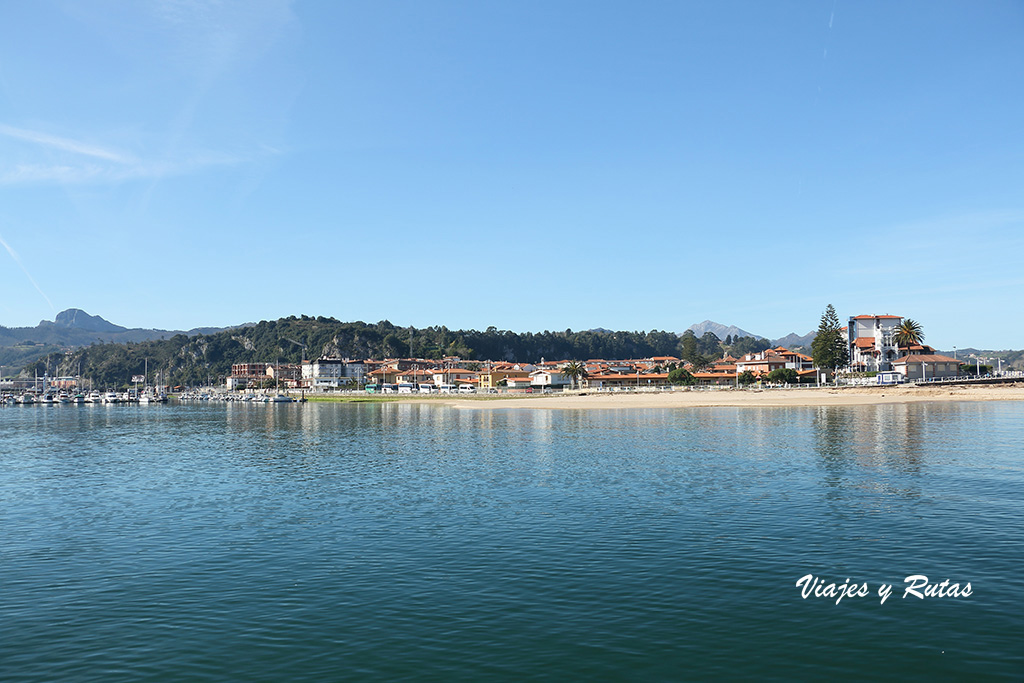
<box><xmin>433</xmin><ymin>383</ymin><xmax>1024</xmax><ymax>410</ymax></box>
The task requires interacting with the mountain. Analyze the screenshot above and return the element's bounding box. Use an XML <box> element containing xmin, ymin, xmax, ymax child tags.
<box><xmin>772</xmin><ymin>331</ymin><xmax>816</xmax><ymax>348</ymax></box>
<box><xmin>686</xmin><ymin>320</ymin><xmax>765</xmax><ymax>340</ymax></box>
<box><xmin>46</xmin><ymin>308</ymin><xmax>126</xmax><ymax>333</ymax></box>
<box><xmin>0</xmin><ymin>309</ymin><xmax>239</xmax><ymax>349</ymax></box>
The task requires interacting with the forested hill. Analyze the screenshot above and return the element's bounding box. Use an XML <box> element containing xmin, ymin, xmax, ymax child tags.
<box><xmin>24</xmin><ymin>317</ymin><xmax>682</xmax><ymax>387</ymax></box>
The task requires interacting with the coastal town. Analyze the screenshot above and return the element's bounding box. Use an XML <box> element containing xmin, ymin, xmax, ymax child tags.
<box><xmin>0</xmin><ymin>313</ymin><xmax>1013</xmax><ymax>403</ymax></box>
<box><xmin>220</xmin><ymin>314</ymin><xmax>994</xmax><ymax>395</ymax></box>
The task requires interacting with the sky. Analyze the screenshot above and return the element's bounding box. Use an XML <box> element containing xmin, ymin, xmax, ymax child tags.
<box><xmin>1</xmin><ymin>1</ymin><xmax>1022</xmax><ymax>350</ymax></box>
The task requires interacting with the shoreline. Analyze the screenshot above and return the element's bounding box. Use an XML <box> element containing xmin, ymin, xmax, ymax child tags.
<box><xmin>423</xmin><ymin>383</ymin><xmax>1024</xmax><ymax>410</ymax></box>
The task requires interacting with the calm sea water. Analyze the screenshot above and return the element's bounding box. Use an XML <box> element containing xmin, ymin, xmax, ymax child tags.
<box><xmin>1</xmin><ymin>400</ymin><xmax>1021</xmax><ymax>681</ymax></box>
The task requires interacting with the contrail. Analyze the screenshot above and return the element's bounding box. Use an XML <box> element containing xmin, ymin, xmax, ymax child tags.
<box><xmin>0</xmin><ymin>123</ymin><xmax>133</xmax><ymax>163</ymax></box>
<box><xmin>0</xmin><ymin>232</ymin><xmax>55</xmax><ymax>310</ymax></box>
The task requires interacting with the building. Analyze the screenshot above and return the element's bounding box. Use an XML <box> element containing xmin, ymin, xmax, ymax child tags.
<box><xmin>530</xmin><ymin>369</ymin><xmax>570</xmax><ymax>388</ymax></box>
<box><xmin>892</xmin><ymin>354</ymin><xmax>960</xmax><ymax>381</ymax></box>
<box><xmin>693</xmin><ymin>356</ymin><xmax>738</xmax><ymax>385</ymax></box>
<box><xmin>231</xmin><ymin>362</ymin><xmax>269</xmax><ymax>379</ymax></box>
<box><xmin>478</xmin><ymin>366</ymin><xmax>531</xmax><ymax>389</ymax></box>
<box><xmin>431</xmin><ymin>369</ymin><xmax>479</xmax><ymax>386</ymax></box>
<box><xmin>847</xmin><ymin>315</ymin><xmax>903</xmax><ymax>372</ymax></box>
<box><xmin>301</xmin><ymin>358</ymin><xmax>365</xmax><ymax>389</ymax></box>
<box><xmin>584</xmin><ymin>372</ymin><xmax>669</xmax><ymax>389</ymax></box>
<box><xmin>267</xmin><ymin>364</ymin><xmax>301</xmax><ymax>381</ymax></box>
<box><xmin>734</xmin><ymin>351</ymin><xmax>789</xmax><ymax>377</ymax></box>
<box><xmin>228</xmin><ymin>362</ymin><xmax>269</xmax><ymax>390</ymax></box>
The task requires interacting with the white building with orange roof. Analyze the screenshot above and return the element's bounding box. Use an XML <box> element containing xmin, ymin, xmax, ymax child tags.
<box><xmin>767</xmin><ymin>347</ymin><xmax>814</xmax><ymax>371</ymax></box>
<box><xmin>530</xmin><ymin>368</ymin><xmax>571</xmax><ymax>388</ymax></box>
<box><xmin>431</xmin><ymin>368</ymin><xmax>479</xmax><ymax>386</ymax></box>
<box><xmin>847</xmin><ymin>314</ymin><xmax>903</xmax><ymax>372</ymax></box>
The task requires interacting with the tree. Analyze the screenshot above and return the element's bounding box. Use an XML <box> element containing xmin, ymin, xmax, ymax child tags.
<box><xmin>689</xmin><ymin>354</ymin><xmax>712</xmax><ymax>371</ymax></box>
<box><xmin>893</xmin><ymin>319</ymin><xmax>924</xmax><ymax>350</ymax></box>
<box><xmin>560</xmin><ymin>360</ymin><xmax>588</xmax><ymax>390</ymax></box>
<box><xmin>738</xmin><ymin>370</ymin><xmax>756</xmax><ymax>385</ymax></box>
<box><xmin>667</xmin><ymin>367</ymin><xmax>696</xmax><ymax>385</ymax></box>
<box><xmin>811</xmin><ymin>304</ymin><xmax>849</xmax><ymax>376</ymax></box>
<box><xmin>766</xmin><ymin>368</ymin><xmax>798</xmax><ymax>384</ymax></box>
<box><xmin>680</xmin><ymin>330</ymin><xmax>699</xmax><ymax>363</ymax></box>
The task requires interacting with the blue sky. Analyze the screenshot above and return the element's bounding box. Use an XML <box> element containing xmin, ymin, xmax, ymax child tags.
<box><xmin>1</xmin><ymin>1</ymin><xmax>1022</xmax><ymax>350</ymax></box>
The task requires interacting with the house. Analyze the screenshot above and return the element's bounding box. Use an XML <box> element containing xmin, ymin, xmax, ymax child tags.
<box><xmin>638</xmin><ymin>356</ymin><xmax>681</xmax><ymax>370</ymax></box>
<box><xmin>431</xmin><ymin>369</ymin><xmax>479</xmax><ymax>386</ymax></box>
<box><xmin>693</xmin><ymin>356</ymin><xmax>738</xmax><ymax>385</ymax></box>
<box><xmin>478</xmin><ymin>367</ymin><xmax>531</xmax><ymax>389</ymax></box>
<box><xmin>892</xmin><ymin>354</ymin><xmax>960</xmax><ymax>381</ymax></box>
<box><xmin>366</xmin><ymin>367</ymin><xmax>402</xmax><ymax>384</ymax></box>
<box><xmin>734</xmin><ymin>351</ymin><xmax>789</xmax><ymax>376</ymax></box>
<box><xmin>395</xmin><ymin>369</ymin><xmax>435</xmax><ymax>386</ymax></box>
<box><xmin>530</xmin><ymin>369</ymin><xmax>570</xmax><ymax>388</ymax></box>
<box><xmin>847</xmin><ymin>315</ymin><xmax>903</xmax><ymax>372</ymax></box>
<box><xmin>767</xmin><ymin>347</ymin><xmax>814</xmax><ymax>371</ymax></box>
<box><xmin>505</xmin><ymin>377</ymin><xmax>534</xmax><ymax>390</ymax></box>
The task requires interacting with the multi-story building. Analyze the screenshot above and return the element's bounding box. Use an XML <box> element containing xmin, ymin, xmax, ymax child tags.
<box><xmin>301</xmin><ymin>358</ymin><xmax>365</xmax><ymax>389</ymax></box>
<box><xmin>478</xmin><ymin>365</ymin><xmax>531</xmax><ymax>389</ymax></box>
<box><xmin>231</xmin><ymin>363</ymin><xmax>269</xmax><ymax>379</ymax></box>
<box><xmin>228</xmin><ymin>362</ymin><xmax>269</xmax><ymax>390</ymax></box>
<box><xmin>847</xmin><ymin>315</ymin><xmax>903</xmax><ymax>372</ymax></box>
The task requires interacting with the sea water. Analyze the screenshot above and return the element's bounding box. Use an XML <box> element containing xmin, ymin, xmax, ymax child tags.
<box><xmin>1</xmin><ymin>401</ymin><xmax>1021</xmax><ymax>680</ymax></box>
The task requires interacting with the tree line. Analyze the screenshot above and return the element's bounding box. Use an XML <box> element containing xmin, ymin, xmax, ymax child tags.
<box><xmin>20</xmin><ymin>316</ymin><xmax>777</xmax><ymax>389</ymax></box>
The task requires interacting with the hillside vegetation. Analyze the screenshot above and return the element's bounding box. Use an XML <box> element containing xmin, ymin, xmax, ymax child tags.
<box><xmin>21</xmin><ymin>316</ymin><xmax>768</xmax><ymax>388</ymax></box>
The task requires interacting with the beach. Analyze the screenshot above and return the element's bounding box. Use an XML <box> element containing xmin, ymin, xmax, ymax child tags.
<box><xmin>437</xmin><ymin>383</ymin><xmax>1024</xmax><ymax>409</ymax></box>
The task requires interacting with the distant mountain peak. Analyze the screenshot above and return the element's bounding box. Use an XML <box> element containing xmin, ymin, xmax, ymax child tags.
<box><xmin>772</xmin><ymin>331</ymin><xmax>816</xmax><ymax>348</ymax></box>
<box><xmin>685</xmin><ymin>320</ymin><xmax>765</xmax><ymax>340</ymax></box>
<box><xmin>48</xmin><ymin>309</ymin><xmax>126</xmax><ymax>333</ymax></box>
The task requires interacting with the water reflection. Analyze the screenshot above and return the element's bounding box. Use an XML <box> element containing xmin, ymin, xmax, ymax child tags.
<box><xmin>811</xmin><ymin>405</ymin><xmax>933</xmax><ymax>511</ymax></box>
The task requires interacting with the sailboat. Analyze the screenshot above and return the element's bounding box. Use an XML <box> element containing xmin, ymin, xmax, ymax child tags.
<box><xmin>272</xmin><ymin>360</ymin><xmax>293</xmax><ymax>402</ymax></box>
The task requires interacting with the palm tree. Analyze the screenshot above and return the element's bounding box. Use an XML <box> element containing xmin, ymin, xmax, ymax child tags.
<box><xmin>561</xmin><ymin>361</ymin><xmax>588</xmax><ymax>390</ymax></box>
<box><xmin>893</xmin><ymin>319</ymin><xmax>924</xmax><ymax>351</ymax></box>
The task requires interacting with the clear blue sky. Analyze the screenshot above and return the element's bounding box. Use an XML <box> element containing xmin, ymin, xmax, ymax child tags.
<box><xmin>1</xmin><ymin>1</ymin><xmax>1022</xmax><ymax>350</ymax></box>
